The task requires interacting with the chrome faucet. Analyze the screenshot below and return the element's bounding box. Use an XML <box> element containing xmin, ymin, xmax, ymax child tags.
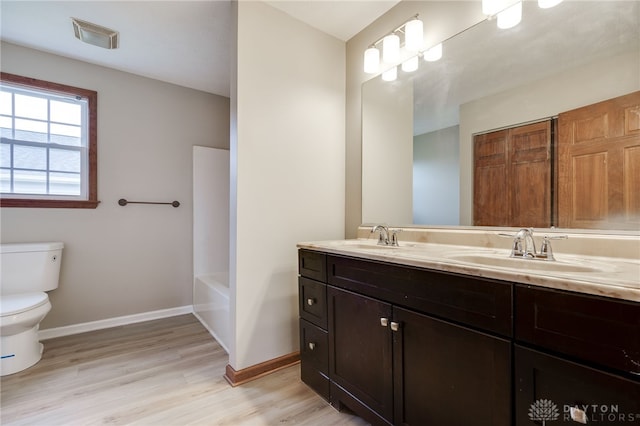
<box><xmin>371</xmin><ymin>225</ymin><xmax>390</xmax><ymax>246</ymax></box>
<box><xmin>371</xmin><ymin>225</ymin><xmax>401</xmax><ymax>246</ymax></box>
<box><xmin>499</xmin><ymin>228</ymin><xmax>567</xmax><ymax>261</ymax></box>
<box><xmin>514</xmin><ymin>228</ymin><xmax>537</xmax><ymax>258</ymax></box>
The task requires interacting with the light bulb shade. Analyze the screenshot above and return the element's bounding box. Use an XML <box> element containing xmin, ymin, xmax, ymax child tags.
<box><xmin>538</xmin><ymin>0</ymin><xmax>562</xmax><ymax>8</ymax></box>
<box><xmin>404</xmin><ymin>18</ymin><xmax>424</xmax><ymax>52</ymax></box>
<box><xmin>382</xmin><ymin>34</ymin><xmax>400</xmax><ymax>63</ymax></box>
<box><xmin>364</xmin><ymin>47</ymin><xmax>380</xmax><ymax>74</ymax></box>
<box><xmin>423</xmin><ymin>43</ymin><xmax>443</xmax><ymax>62</ymax></box>
<box><xmin>382</xmin><ymin>66</ymin><xmax>397</xmax><ymax>82</ymax></box>
<box><xmin>497</xmin><ymin>1</ymin><xmax>522</xmax><ymax>29</ymax></box>
<box><xmin>401</xmin><ymin>56</ymin><xmax>419</xmax><ymax>73</ymax></box>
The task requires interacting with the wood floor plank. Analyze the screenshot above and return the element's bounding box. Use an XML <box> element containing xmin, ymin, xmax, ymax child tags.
<box><xmin>0</xmin><ymin>314</ymin><xmax>368</xmax><ymax>425</ymax></box>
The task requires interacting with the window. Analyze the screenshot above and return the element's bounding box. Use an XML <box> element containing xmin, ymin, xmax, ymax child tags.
<box><xmin>0</xmin><ymin>72</ymin><xmax>98</xmax><ymax>208</ymax></box>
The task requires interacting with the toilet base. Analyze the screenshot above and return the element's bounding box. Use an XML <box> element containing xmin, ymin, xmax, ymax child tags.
<box><xmin>1</xmin><ymin>325</ymin><xmax>44</xmax><ymax>376</ymax></box>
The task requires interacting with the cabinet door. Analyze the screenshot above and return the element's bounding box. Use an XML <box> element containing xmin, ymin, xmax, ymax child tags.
<box><xmin>328</xmin><ymin>286</ymin><xmax>393</xmax><ymax>424</ymax></box>
<box><xmin>515</xmin><ymin>345</ymin><xmax>640</xmax><ymax>426</ymax></box>
<box><xmin>393</xmin><ymin>307</ymin><xmax>511</xmax><ymax>426</ymax></box>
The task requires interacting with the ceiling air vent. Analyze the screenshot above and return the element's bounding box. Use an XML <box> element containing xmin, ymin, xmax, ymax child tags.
<box><xmin>72</xmin><ymin>17</ymin><xmax>119</xmax><ymax>50</ymax></box>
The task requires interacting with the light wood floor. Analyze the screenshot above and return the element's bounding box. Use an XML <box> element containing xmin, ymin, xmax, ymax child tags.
<box><xmin>0</xmin><ymin>314</ymin><xmax>369</xmax><ymax>426</ymax></box>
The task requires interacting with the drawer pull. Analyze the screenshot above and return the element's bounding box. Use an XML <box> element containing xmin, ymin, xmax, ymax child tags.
<box><xmin>308</xmin><ymin>342</ymin><xmax>316</xmax><ymax>351</ymax></box>
<box><xmin>380</xmin><ymin>318</ymin><xmax>389</xmax><ymax>327</ymax></box>
<box><xmin>570</xmin><ymin>406</ymin><xmax>587</xmax><ymax>424</ymax></box>
<box><xmin>390</xmin><ymin>322</ymin><xmax>400</xmax><ymax>332</ymax></box>
<box><xmin>307</xmin><ymin>298</ymin><xmax>315</xmax><ymax>306</ymax></box>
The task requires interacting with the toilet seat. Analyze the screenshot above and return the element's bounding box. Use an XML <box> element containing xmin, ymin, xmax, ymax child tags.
<box><xmin>0</xmin><ymin>292</ymin><xmax>49</xmax><ymax>317</ymax></box>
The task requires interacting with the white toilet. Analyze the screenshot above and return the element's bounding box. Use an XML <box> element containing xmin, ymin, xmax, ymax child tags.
<box><xmin>0</xmin><ymin>242</ymin><xmax>64</xmax><ymax>376</ymax></box>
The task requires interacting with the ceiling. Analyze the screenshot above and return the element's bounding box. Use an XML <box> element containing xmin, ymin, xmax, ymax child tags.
<box><xmin>0</xmin><ymin>0</ymin><xmax>400</xmax><ymax>98</ymax></box>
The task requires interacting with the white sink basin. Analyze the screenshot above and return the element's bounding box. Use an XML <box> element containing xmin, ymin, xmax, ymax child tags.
<box><xmin>446</xmin><ymin>253</ymin><xmax>604</xmax><ymax>273</ymax></box>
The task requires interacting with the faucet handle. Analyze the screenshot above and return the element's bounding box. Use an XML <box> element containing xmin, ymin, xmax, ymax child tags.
<box><xmin>539</xmin><ymin>235</ymin><xmax>568</xmax><ymax>260</ymax></box>
<box><xmin>390</xmin><ymin>229</ymin><xmax>402</xmax><ymax>246</ymax></box>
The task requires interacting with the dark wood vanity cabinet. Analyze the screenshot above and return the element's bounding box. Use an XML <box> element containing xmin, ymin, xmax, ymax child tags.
<box><xmin>299</xmin><ymin>249</ymin><xmax>513</xmax><ymax>425</ymax></box>
<box><xmin>298</xmin><ymin>249</ymin><xmax>639</xmax><ymax>426</ymax></box>
<box><xmin>514</xmin><ymin>284</ymin><xmax>640</xmax><ymax>425</ymax></box>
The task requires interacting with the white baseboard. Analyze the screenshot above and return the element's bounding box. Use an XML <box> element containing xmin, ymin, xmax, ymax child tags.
<box><xmin>192</xmin><ymin>311</ymin><xmax>230</xmax><ymax>354</ymax></box>
<box><xmin>39</xmin><ymin>305</ymin><xmax>194</xmax><ymax>341</ymax></box>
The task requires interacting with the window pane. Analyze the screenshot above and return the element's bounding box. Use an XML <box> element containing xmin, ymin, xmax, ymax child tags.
<box><xmin>50</xmin><ymin>148</ymin><xmax>80</xmax><ymax>172</ymax></box>
<box><xmin>1</xmin><ymin>116</ymin><xmax>12</xmax><ymax>138</ymax></box>
<box><xmin>0</xmin><ymin>92</ymin><xmax>12</xmax><ymax>115</ymax></box>
<box><xmin>50</xmin><ymin>100</ymin><xmax>81</xmax><ymax>125</ymax></box>
<box><xmin>50</xmin><ymin>123</ymin><xmax>81</xmax><ymax>146</ymax></box>
<box><xmin>15</xmin><ymin>94</ymin><xmax>47</xmax><ymax>120</ymax></box>
<box><xmin>49</xmin><ymin>172</ymin><xmax>80</xmax><ymax>195</ymax></box>
<box><xmin>15</xmin><ymin>118</ymin><xmax>47</xmax><ymax>142</ymax></box>
<box><xmin>13</xmin><ymin>170</ymin><xmax>46</xmax><ymax>194</ymax></box>
<box><xmin>0</xmin><ymin>143</ymin><xmax>10</xmax><ymax>168</ymax></box>
<box><xmin>14</xmin><ymin>145</ymin><xmax>46</xmax><ymax>170</ymax></box>
<box><xmin>0</xmin><ymin>168</ymin><xmax>10</xmax><ymax>192</ymax></box>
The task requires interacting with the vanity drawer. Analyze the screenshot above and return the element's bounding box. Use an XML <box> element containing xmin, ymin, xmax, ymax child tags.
<box><xmin>299</xmin><ymin>277</ymin><xmax>327</xmax><ymax>329</ymax></box>
<box><xmin>299</xmin><ymin>249</ymin><xmax>327</xmax><ymax>282</ymax></box>
<box><xmin>300</xmin><ymin>318</ymin><xmax>329</xmax><ymax>374</ymax></box>
<box><xmin>515</xmin><ymin>285</ymin><xmax>640</xmax><ymax>376</ymax></box>
<box><xmin>300</xmin><ymin>318</ymin><xmax>330</xmax><ymax>400</ymax></box>
<box><xmin>327</xmin><ymin>255</ymin><xmax>512</xmax><ymax>337</ymax></box>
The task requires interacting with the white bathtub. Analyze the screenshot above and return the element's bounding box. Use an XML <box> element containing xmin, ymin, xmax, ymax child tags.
<box><xmin>193</xmin><ymin>273</ymin><xmax>229</xmax><ymax>353</ymax></box>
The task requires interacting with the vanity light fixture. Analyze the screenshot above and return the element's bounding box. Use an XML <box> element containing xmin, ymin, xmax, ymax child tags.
<box><xmin>538</xmin><ymin>0</ymin><xmax>563</xmax><ymax>8</ymax></box>
<box><xmin>404</xmin><ymin>18</ymin><xmax>424</xmax><ymax>52</ymax></box>
<box><xmin>382</xmin><ymin>33</ymin><xmax>400</xmax><ymax>63</ymax></box>
<box><xmin>364</xmin><ymin>47</ymin><xmax>381</xmax><ymax>73</ymax></box>
<box><xmin>497</xmin><ymin>1</ymin><xmax>522</xmax><ymax>29</ymax></box>
<box><xmin>382</xmin><ymin>66</ymin><xmax>398</xmax><ymax>82</ymax></box>
<box><xmin>72</xmin><ymin>17</ymin><xmax>119</xmax><ymax>49</ymax></box>
<box><xmin>363</xmin><ymin>14</ymin><xmax>424</xmax><ymax>75</ymax></box>
<box><xmin>423</xmin><ymin>43</ymin><xmax>443</xmax><ymax>62</ymax></box>
<box><xmin>401</xmin><ymin>56</ymin><xmax>419</xmax><ymax>72</ymax></box>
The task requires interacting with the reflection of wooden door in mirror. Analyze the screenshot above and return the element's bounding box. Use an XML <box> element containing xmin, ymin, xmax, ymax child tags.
<box><xmin>474</xmin><ymin>121</ymin><xmax>552</xmax><ymax>228</ymax></box>
<box><xmin>557</xmin><ymin>91</ymin><xmax>640</xmax><ymax>230</ymax></box>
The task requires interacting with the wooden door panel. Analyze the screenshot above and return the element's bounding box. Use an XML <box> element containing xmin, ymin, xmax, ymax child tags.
<box><xmin>511</xmin><ymin>161</ymin><xmax>551</xmax><ymax>227</ymax></box>
<box><xmin>571</xmin><ymin>152</ymin><xmax>608</xmax><ymax>222</ymax></box>
<box><xmin>624</xmin><ymin>145</ymin><xmax>640</xmax><ymax>222</ymax></box>
<box><xmin>474</xmin><ymin>164</ymin><xmax>508</xmax><ymax>225</ymax></box>
<box><xmin>473</xmin><ymin>121</ymin><xmax>551</xmax><ymax>227</ymax></box>
<box><xmin>624</xmin><ymin>104</ymin><xmax>640</xmax><ymax>135</ymax></box>
<box><xmin>558</xmin><ymin>91</ymin><xmax>640</xmax><ymax>228</ymax></box>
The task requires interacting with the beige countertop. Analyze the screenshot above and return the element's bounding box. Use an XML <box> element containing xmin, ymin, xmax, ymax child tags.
<box><xmin>297</xmin><ymin>237</ymin><xmax>640</xmax><ymax>302</ymax></box>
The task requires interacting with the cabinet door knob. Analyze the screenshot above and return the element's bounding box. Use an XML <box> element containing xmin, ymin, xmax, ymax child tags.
<box><xmin>380</xmin><ymin>318</ymin><xmax>389</xmax><ymax>327</ymax></box>
<box><xmin>308</xmin><ymin>342</ymin><xmax>316</xmax><ymax>350</ymax></box>
<box><xmin>307</xmin><ymin>298</ymin><xmax>315</xmax><ymax>306</ymax></box>
<box><xmin>390</xmin><ymin>321</ymin><xmax>400</xmax><ymax>332</ymax></box>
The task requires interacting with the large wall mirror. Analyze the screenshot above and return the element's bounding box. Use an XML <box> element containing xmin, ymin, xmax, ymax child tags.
<box><xmin>362</xmin><ymin>1</ymin><xmax>640</xmax><ymax>231</ymax></box>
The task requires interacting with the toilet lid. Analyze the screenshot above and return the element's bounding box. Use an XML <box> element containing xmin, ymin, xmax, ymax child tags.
<box><xmin>0</xmin><ymin>292</ymin><xmax>49</xmax><ymax>316</ymax></box>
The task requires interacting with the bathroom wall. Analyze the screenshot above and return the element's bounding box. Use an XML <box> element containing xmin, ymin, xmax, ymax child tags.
<box><xmin>361</xmin><ymin>73</ymin><xmax>413</xmax><ymax>224</ymax></box>
<box><xmin>413</xmin><ymin>125</ymin><xmax>460</xmax><ymax>225</ymax></box>
<box><xmin>0</xmin><ymin>42</ymin><xmax>230</xmax><ymax>329</ymax></box>
<box><xmin>230</xmin><ymin>1</ymin><xmax>345</xmax><ymax>370</ymax></box>
<box><xmin>345</xmin><ymin>2</ymin><xmax>485</xmax><ymax>237</ymax></box>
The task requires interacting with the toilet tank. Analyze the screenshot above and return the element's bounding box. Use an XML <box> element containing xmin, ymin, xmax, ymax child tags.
<box><xmin>0</xmin><ymin>242</ymin><xmax>64</xmax><ymax>294</ymax></box>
